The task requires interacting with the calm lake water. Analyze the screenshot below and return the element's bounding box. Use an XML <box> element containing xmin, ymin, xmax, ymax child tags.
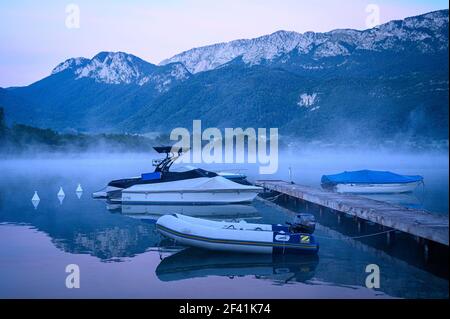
<box><xmin>0</xmin><ymin>150</ymin><xmax>448</xmax><ymax>298</ymax></box>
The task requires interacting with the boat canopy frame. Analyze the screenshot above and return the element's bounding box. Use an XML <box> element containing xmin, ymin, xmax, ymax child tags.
<box><xmin>153</xmin><ymin>146</ymin><xmax>190</xmax><ymax>173</ymax></box>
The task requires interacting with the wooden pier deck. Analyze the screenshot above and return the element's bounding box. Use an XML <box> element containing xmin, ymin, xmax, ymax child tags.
<box><xmin>255</xmin><ymin>180</ymin><xmax>449</xmax><ymax>246</ymax></box>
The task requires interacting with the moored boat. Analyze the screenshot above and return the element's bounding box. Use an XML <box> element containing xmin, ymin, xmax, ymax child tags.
<box><xmin>92</xmin><ymin>146</ymin><xmax>262</xmax><ymax>204</ymax></box>
<box><xmin>321</xmin><ymin>170</ymin><xmax>424</xmax><ymax>194</ymax></box>
<box><xmin>156</xmin><ymin>214</ymin><xmax>319</xmax><ymax>255</ymax></box>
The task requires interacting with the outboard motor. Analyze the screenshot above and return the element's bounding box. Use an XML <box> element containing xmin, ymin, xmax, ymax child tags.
<box><xmin>287</xmin><ymin>213</ymin><xmax>316</xmax><ymax>234</ymax></box>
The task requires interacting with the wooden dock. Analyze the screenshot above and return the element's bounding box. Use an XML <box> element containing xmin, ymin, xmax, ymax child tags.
<box><xmin>255</xmin><ymin>180</ymin><xmax>449</xmax><ymax>246</ymax></box>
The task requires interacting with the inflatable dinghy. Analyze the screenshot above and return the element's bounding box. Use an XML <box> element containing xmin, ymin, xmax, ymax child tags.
<box><xmin>156</xmin><ymin>214</ymin><xmax>319</xmax><ymax>254</ymax></box>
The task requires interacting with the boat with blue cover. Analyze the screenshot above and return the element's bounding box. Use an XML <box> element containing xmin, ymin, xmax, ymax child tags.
<box><xmin>321</xmin><ymin>170</ymin><xmax>424</xmax><ymax>194</ymax></box>
<box><xmin>156</xmin><ymin>214</ymin><xmax>319</xmax><ymax>255</ymax></box>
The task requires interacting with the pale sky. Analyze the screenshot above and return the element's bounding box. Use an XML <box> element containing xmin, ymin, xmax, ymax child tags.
<box><xmin>0</xmin><ymin>0</ymin><xmax>448</xmax><ymax>87</ymax></box>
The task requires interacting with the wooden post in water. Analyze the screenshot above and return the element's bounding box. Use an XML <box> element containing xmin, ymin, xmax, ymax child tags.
<box><xmin>288</xmin><ymin>167</ymin><xmax>293</xmax><ymax>184</ymax></box>
<box><xmin>424</xmin><ymin>241</ymin><xmax>430</xmax><ymax>263</ymax></box>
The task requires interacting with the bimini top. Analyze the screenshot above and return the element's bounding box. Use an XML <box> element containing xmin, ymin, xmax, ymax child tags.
<box><xmin>153</xmin><ymin>146</ymin><xmax>190</xmax><ymax>154</ymax></box>
<box><xmin>321</xmin><ymin>170</ymin><xmax>424</xmax><ymax>185</ymax></box>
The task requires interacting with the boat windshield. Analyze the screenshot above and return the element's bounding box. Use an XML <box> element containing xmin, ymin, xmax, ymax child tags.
<box><xmin>170</xmin><ymin>165</ymin><xmax>199</xmax><ymax>172</ymax></box>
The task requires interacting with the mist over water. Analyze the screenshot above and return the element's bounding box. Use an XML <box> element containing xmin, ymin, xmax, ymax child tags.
<box><xmin>1</xmin><ymin>146</ymin><xmax>448</xmax><ymax>214</ymax></box>
<box><xmin>0</xmin><ymin>145</ymin><xmax>448</xmax><ymax>298</ymax></box>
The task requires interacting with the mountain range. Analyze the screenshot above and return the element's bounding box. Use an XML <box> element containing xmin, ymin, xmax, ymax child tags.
<box><xmin>0</xmin><ymin>9</ymin><xmax>448</xmax><ymax>142</ymax></box>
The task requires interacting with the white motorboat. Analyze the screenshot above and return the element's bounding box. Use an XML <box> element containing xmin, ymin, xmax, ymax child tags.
<box><xmin>156</xmin><ymin>214</ymin><xmax>319</xmax><ymax>255</ymax></box>
<box><xmin>119</xmin><ymin>176</ymin><xmax>261</xmax><ymax>204</ymax></box>
<box><xmin>321</xmin><ymin>170</ymin><xmax>424</xmax><ymax>194</ymax></box>
<box><xmin>93</xmin><ymin>146</ymin><xmax>262</xmax><ymax>204</ymax></box>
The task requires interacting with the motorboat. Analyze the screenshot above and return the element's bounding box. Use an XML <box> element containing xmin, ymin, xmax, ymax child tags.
<box><xmin>172</xmin><ymin>165</ymin><xmax>251</xmax><ymax>185</ymax></box>
<box><xmin>93</xmin><ymin>146</ymin><xmax>262</xmax><ymax>204</ymax></box>
<box><xmin>156</xmin><ymin>214</ymin><xmax>319</xmax><ymax>254</ymax></box>
<box><xmin>321</xmin><ymin>170</ymin><xmax>424</xmax><ymax>194</ymax></box>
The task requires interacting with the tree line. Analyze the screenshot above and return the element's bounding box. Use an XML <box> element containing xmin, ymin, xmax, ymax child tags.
<box><xmin>0</xmin><ymin>107</ymin><xmax>170</xmax><ymax>155</ymax></box>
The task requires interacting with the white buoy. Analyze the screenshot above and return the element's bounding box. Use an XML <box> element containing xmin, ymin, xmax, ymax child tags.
<box><xmin>76</xmin><ymin>183</ymin><xmax>83</xmax><ymax>199</ymax></box>
<box><xmin>31</xmin><ymin>191</ymin><xmax>40</xmax><ymax>209</ymax></box>
<box><xmin>57</xmin><ymin>187</ymin><xmax>65</xmax><ymax>204</ymax></box>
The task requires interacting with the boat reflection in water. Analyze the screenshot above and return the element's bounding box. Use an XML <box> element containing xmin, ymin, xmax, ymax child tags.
<box><xmin>156</xmin><ymin>248</ymin><xmax>319</xmax><ymax>284</ymax></box>
<box><xmin>361</xmin><ymin>193</ymin><xmax>424</xmax><ymax>209</ymax></box>
<box><xmin>106</xmin><ymin>203</ymin><xmax>262</xmax><ymax>222</ymax></box>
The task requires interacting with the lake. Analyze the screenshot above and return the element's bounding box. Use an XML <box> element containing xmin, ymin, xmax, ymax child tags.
<box><xmin>0</xmin><ymin>150</ymin><xmax>448</xmax><ymax>298</ymax></box>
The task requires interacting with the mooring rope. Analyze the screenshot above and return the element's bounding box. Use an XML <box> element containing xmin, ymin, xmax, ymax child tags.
<box><xmin>313</xmin><ymin>229</ymin><xmax>396</xmax><ymax>240</ymax></box>
<box><xmin>264</xmin><ymin>193</ymin><xmax>283</xmax><ymax>202</ymax></box>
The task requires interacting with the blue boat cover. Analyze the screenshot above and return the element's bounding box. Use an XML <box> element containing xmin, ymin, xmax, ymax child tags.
<box><xmin>321</xmin><ymin>170</ymin><xmax>423</xmax><ymax>185</ymax></box>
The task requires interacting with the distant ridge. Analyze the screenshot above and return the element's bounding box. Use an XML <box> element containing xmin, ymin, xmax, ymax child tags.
<box><xmin>0</xmin><ymin>9</ymin><xmax>448</xmax><ymax>143</ymax></box>
<box><xmin>160</xmin><ymin>9</ymin><xmax>448</xmax><ymax>73</ymax></box>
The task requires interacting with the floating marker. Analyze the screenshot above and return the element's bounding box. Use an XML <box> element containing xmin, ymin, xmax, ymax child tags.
<box><xmin>58</xmin><ymin>187</ymin><xmax>65</xmax><ymax>197</ymax></box>
<box><xmin>58</xmin><ymin>187</ymin><xmax>65</xmax><ymax>204</ymax></box>
<box><xmin>76</xmin><ymin>183</ymin><xmax>83</xmax><ymax>199</ymax></box>
<box><xmin>31</xmin><ymin>191</ymin><xmax>40</xmax><ymax>209</ymax></box>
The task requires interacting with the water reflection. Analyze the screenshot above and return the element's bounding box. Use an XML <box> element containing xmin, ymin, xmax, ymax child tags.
<box><xmin>106</xmin><ymin>202</ymin><xmax>261</xmax><ymax>222</ymax></box>
<box><xmin>0</xmin><ymin>200</ymin><xmax>161</xmax><ymax>261</ymax></box>
<box><xmin>0</xmin><ymin>157</ymin><xmax>448</xmax><ymax>298</ymax></box>
<box><xmin>361</xmin><ymin>193</ymin><xmax>424</xmax><ymax>210</ymax></box>
<box><xmin>156</xmin><ymin>248</ymin><xmax>319</xmax><ymax>284</ymax></box>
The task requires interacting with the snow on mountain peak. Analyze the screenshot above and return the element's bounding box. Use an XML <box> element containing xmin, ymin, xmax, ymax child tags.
<box><xmin>51</xmin><ymin>57</ymin><xmax>89</xmax><ymax>74</ymax></box>
<box><xmin>160</xmin><ymin>9</ymin><xmax>449</xmax><ymax>73</ymax></box>
<box><xmin>74</xmin><ymin>51</ymin><xmax>146</xmax><ymax>85</ymax></box>
<box><xmin>159</xmin><ymin>30</ymin><xmax>303</xmax><ymax>73</ymax></box>
<box><xmin>51</xmin><ymin>52</ymin><xmax>190</xmax><ymax>89</ymax></box>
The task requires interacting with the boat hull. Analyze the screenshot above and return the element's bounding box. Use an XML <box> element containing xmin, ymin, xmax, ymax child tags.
<box><xmin>119</xmin><ymin>189</ymin><xmax>260</xmax><ymax>204</ymax></box>
<box><xmin>92</xmin><ymin>186</ymin><xmax>123</xmax><ymax>199</ymax></box>
<box><xmin>156</xmin><ymin>214</ymin><xmax>319</xmax><ymax>255</ymax></box>
<box><xmin>334</xmin><ymin>181</ymin><xmax>421</xmax><ymax>194</ymax></box>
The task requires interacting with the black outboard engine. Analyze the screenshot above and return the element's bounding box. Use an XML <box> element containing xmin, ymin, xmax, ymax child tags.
<box><xmin>288</xmin><ymin>213</ymin><xmax>316</xmax><ymax>234</ymax></box>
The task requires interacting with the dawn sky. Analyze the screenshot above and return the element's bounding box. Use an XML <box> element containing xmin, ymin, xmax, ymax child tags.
<box><xmin>0</xmin><ymin>0</ymin><xmax>448</xmax><ymax>87</ymax></box>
